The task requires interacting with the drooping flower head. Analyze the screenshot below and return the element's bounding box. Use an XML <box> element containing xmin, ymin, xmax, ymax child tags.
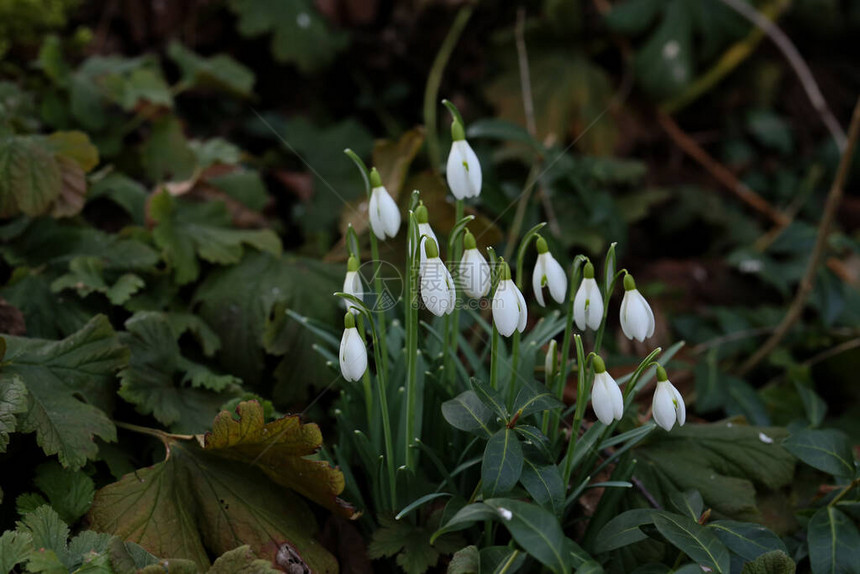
<box><xmin>590</xmin><ymin>355</ymin><xmax>624</xmax><ymax>425</ymax></box>
<box><xmin>339</xmin><ymin>312</ymin><xmax>367</xmax><ymax>382</ymax></box>
<box><xmin>573</xmin><ymin>261</ymin><xmax>604</xmax><ymax>331</ymax></box>
<box><xmin>412</xmin><ymin>203</ymin><xmax>438</xmax><ymax>266</ymax></box>
<box><xmin>459</xmin><ymin>229</ymin><xmax>490</xmax><ymax>298</ymax></box>
<box><xmin>532</xmin><ymin>236</ymin><xmax>567</xmax><ymax>307</ymax></box>
<box><xmin>492</xmin><ymin>260</ymin><xmax>527</xmax><ymax>337</ymax></box>
<box><xmin>419</xmin><ymin>237</ymin><xmax>456</xmax><ymax>317</ymax></box>
<box><xmin>651</xmin><ymin>365</ymin><xmax>685</xmax><ymax>431</ymax></box>
<box><xmin>619</xmin><ymin>273</ymin><xmax>655</xmax><ymax>342</ymax></box>
<box><xmin>342</xmin><ymin>255</ymin><xmax>363</xmax><ymax>315</ymax></box>
<box><xmin>445</xmin><ymin>111</ymin><xmax>482</xmax><ymax>199</ymax></box>
<box><xmin>368</xmin><ymin>167</ymin><xmax>401</xmax><ymax>240</ymax></box>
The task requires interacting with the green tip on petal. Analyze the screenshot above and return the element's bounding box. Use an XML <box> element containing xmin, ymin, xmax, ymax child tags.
<box><xmin>592</xmin><ymin>355</ymin><xmax>606</xmax><ymax>374</ymax></box>
<box><xmin>536</xmin><ymin>236</ymin><xmax>549</xmax><ymax>254</ymax></box>
<box><xmin>656</xmin><ymin>365</ymin><xmax>668</xmax><ymax>382</ymax></box>
<box><xmin>623</xmin><ymin>273</ymin><xmax>636</xmax><ymax>291</ymax></box>
<box><xmin>369</xmin><ymin>167</ymin><xmax>382</xmax><ymax>188</ymax></box>
<box><xmin>584</xmin><ymin>261</ymin><xmax>595</xmax><ymax>279</ymax></box>
<box><xmin>424</xmin><ymin>237</ymin><xmax>439</xmax><ymax>258</ymax></box>
<box><xmin>500</xmin><ymin>260</ymin><xmax>512</xmax><ymax>281</ymax></box>
<box><xmin>415</xmin><ymin>203</ymin><xmax>429</xmax><ymax>223</ymax></box>
<box><xmin>451</xmin><ymin>120</ymin><xmax>465</xmax><ymax>141</ymax></box>
<box><xmin>344</xmin><ymin>312</ymin><xmax>355</xmax><ymax>329</ymax></box>
<box><xmin>347</xmin><ymin>255</ymin><xmax>359</xmax><ymax>272</ymax></box>
<box><xmin>464</xmin><ymin>229</ymin><xmax>476</xmax><ymax>250</ymax></box>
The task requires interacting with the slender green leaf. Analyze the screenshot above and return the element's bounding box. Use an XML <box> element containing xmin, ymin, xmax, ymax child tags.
<box><xmin>807</xmin><ymin>506</ymin><xmax>860</xmax><ymax>574</ymax></box>
<box><xmin>520</xmin><ymin>458</ymin><xmax>564</xmax><ymax>515</ymax></box>
<box><xmin>652</xmin><ymin>512</ymin><xmax>731</xmax><ymax>573</ymax></box>
<box><xmin>670</xmin><ymin>490</ymin><xmax>704</xmax><ymax>521</ymax></box>
<box><xmin>430</xmin><ymin>503</ymin><xmax>498</xmax><ymax>543</ymax></box>
<box><xmin>708</xmin><ymin>520</ymin><xmax>787</xmax><ymax>562</ymax></box>
<box><xmin>483</xmin><ymin>498</ymin><xmax>569</xmax><ymax>573</ymax></box>
<box><xmin>442</xmin><ymin>391</ymin><xmax>495</xmax><ymax>438</ymax></box>
<box><xmin>783</xmin><ymin>428</ymin><xmax>855</xmax><ymax>479</ymax></box>
<box><xmin>594</xmin><ymin>509</ymin><xmax>655</xmax><ymax>553</ymax></box>
<box><xmin>470</xmin><ymin>378</ymin><xmax>509</xmax><ymax>421</ymax></box>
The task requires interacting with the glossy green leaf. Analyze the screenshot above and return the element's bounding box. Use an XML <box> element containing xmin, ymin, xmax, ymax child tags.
<box><xmin>483</xmin><ymin>498</ymin><xmax>569</xmax><ymax>573</ymax></box>
<box><xmin>470</xmin><ymin>378</ymin><xmax>510</xmax><ymax>421</ymax></box>
<box><xmin>482</xmin><ymin>429</ymin><xmax>524</xmax><ymax>498</ymax></box>
<box><xmin>442</xmin><ymin>391</ymin><xmax>495</xmax><ymax>437</ymax></box>
<box><xmin>479</xmin><ymin>546</ymin><xmax>527</xmax><ymax>574</ymax></box>
<box><xmin>783</xmin><ymin>428</ymin><xmax>855</xmax><ymax>478</ymax></box>
<box><xmin>519</xmin><ymin>458</ymin><xmax>564</xmax><ymax>515</ymax></box>
<box><xmin>593</xmin><ymin>508</ymin><xmax>656</xmax><ymax>553</ymax></box>
<box><xmin>708</xmin><ymin>520</ymin><xmax>787</xmax><ymax>562</ymax></box>
<box><xmin>652</xmin><ymin>512</ymin><xmax>731</xmax><ymax>573</ymax></box>
<box><xmin>670</xmin><ymin>490</ymin><xmax>704</xmax><ymax>521</ymax></box>
<box><xmin>512</xmin><ymin>379</ymin><xmax>564</xmax><ymax>418</ymax></box>
<box><xmin>0</xmin><ymin>316</ymin><xmax>127</xmax><ymax>469</ymax></box>
<box><xmin>807</xmin><ymin>506</ymin><xmax>860</xmax><ymax>574</ymax></box>
<box><xmin>431</xmin><ymin>503</ymin><xmax>498</xmax><ymax>543</ymax></box>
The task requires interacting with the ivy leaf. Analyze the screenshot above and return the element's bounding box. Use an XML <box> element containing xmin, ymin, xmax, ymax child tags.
<box><xmin>807</xmin><ymin>506</ymin><xmax>860</xmax><ymax>574</ymax></box>
<box><xmin>0</xmin><ymin>316</ymin><xmax>128</xmax><ymax>469</ymax></box>
<box><xmin>227</xmin><ymin>0</ymin><xmax>346</xmax><ymax>73</ymax></box>
<box><xmin>150</xmin><ymin>191</ymin><xmax>282</xmax><ymax>285</ymax></box>
<box><xmin>208</xmin><ymin>546</ymin><xmax>282</xmax><ymax>573</ymax></box>
<box><xmin>0</xmin><ymin>134</ymin><xmax>62</xmax><ymax>218</ymax></box>
<box><xmin>0</xmin><ymin>375</ymin><xmax>27</xmax><ymax>452</ymax></box>
<box><xmin>33</xmin><ymin>462</ymin><xmax>95</xmax><ymax>525</ymax></box>
<box><xmin>88</xmin><ymin>401</ymin><xmax>344</xmax><ymax>571</ymax></box>
<box><xmin>118</xmin><ymin>312</ymin><xmax>241</xmax><ymax>433</ymax></box>
<box><xmin>634</xmin><ymin>422</ymin><xmax>795</xmax><ymax>521</ymax></box>
<box><xmin>0</xmin><ymin>530</ymin><xmax>33</xmax><ymax>574</ymax></box>
<box><xmin>167</xmin><ymin>41</ymin><xmax>255</xmax><ymax>98</ymax></box>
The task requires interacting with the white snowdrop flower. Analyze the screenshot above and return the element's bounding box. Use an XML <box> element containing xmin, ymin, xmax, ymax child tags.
<box><xmin>651</xmin><ymin>366</ymin><xmax>685</xmax><ymax>431</ymax></box>
<box><xmin>573</xmin><ymin>261</ymin><xmax>604</xmax><ymax>331</ymax></box>
<box><xmin>367</xmin><ymin>168</ymin><xmax>400</xmax><ymax>240</ymax></box>
<box><xmin>619</xmin><ymin>273</ymin><xmax>655</xmax><ymax>342</ymax></box>
<box><xmin>590</xmin><ymin>355</ymin><xmax>624</xmax><ymax>425</ymax></box>
<box><xmin>342</xmin><ymin>255</ymin><xmax>363</xmax><ymax>315</ymax></box>
<box><xmin>419</xmin><ymin>238</ymin><xmax>456</xmax><ymax>317</ymax></box>
<box><xmin>410</xmin><ymin>203</ymin><xmax>439</xmax><ymax>266</ymax></box>
<box><xmin>339</xmin><ymin>313</ymin><xmax>367</xmax><ymax>382</ymax></box>
<box><xmin>497</xmin><ymin>507</ymin><xmax>513</xmax><ymax>521</ymax></box>
<box><xmin>446</xmin><ymin>119</ymin><xmax>482</xmax><ymax>199</ymax></box>
<box><xmin>532</xmin><ymin>237</ymin><xmax>567</xmax><ymax>307</ymax></box>
<box><xmin>545</xmin><ymin>339</ymin><xmax>558</xmax><ymax>383</ymax></box>
<box><xmin>458</xmin><ymin>230</ymin><xmax>490</xmax><ymax>298</ymax></box>
<box><xmin>492</xmin><ymin>261</ymin><xmax>527</xmax><ymax>337</ymax></box>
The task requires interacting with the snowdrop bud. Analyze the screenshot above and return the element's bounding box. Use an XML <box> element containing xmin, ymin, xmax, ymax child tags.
<box><xmin>446</xmin><ymin>120</ymin><xmax>482</xmax><ymax>199</ymax></box>
<box><xmin>573</xmin><ymin>261</ymin><xmax>604</xmax><ymax>331</ymax></box>
<box><xmin>420</xmin><ymin>238</ymin><xmax>456</xmax><ymax>317</ymax></box>
<box><xmin>590</xmin><ymin>355</ymin><xmax>624</xmax><ymax>425</ymax></box>
<box><xmin>532</xmin><ymin>237</ymin><xmax>567</xmax><ymax>307</ymax></box>
<box><xmin>342</xmin><ymin>255</ymin><xmax>363</xmax><ymax>315</ymax></box>
<box><xmin>651</xmin><ymin>366</ymin><xmax>685</xmax><ymax>431</ymax></box>
<box><xmin>368</xmin><ymin>168</ymin><xmax>401</xmax><ymax>240</ymax></box>
<box><xmin>339</xmin><ymin>313</ymin><xmax>367</xmax><ymax>382</ymax></box>
<box><xmin>492</xmin><ymin>261</ymin><xmax>528</xmax><ymax>337</ymax></box>
<box><xmin>545</xmin><ymin>339</ymin><xmax>558</xmax><ymax>383</ymax></box>
<box><xmin>459</xmin><ymin>230</ymin><xmax>490</xmax><ymax>298</ymax></box>
<box><xmin>619</xmin><ymin>274</ymin><xmax>655</xmax><ymax>342</ymax></box>
<box><xmin>412</xmin><ymin>203</ymin><xmax>439</xmax><ymax>266</ymax></box>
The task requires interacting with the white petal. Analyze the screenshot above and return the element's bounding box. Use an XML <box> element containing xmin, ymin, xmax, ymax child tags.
<box><xmin>368</xmin><ymin>190</ymin><xmax>386</xmax><ymax>240</ymax></box>
<box><xmin>342</xmin><ymin>271</ymin><xmax>363</xmax><ymax>314</ymax></box>
<box><xmin>585</xmin><ymin>279</ymin><xmax>604</xmax><ymax>331</ymax></box>
<box><xmin>374</xmin><ymin>186</ymin><xmax>401</xmax><ymax>238</ymax></box>
<box><xmin>573</xmin><ymin>281</ymin><xmax>588</xmax><ymax>331</ymax></box>
<box><xmin>544</xmin><ymin>254</ymin><xmax>567</xmax><ymax>304</ymax></box>
<box><xmin>514</xmin><ymin>282</ymin><xmax>528</xmax><ymax>333</ymax></box>
<box><xmin>611</xmin><ymin>376</ymin><xmax>625</xmax><ymax>420</ymax></box>
<box><xmin>339</xmin><ymin>327</ymin><xmax>367</xmax><ymax>382</ymax></box>
<box><xmin>417</xmin><ymin>223</ymin><xmax>438</xmax><ymax>266</ymax></box>
<box><xmin>591</xmin><ymin>376</ymin><xmax>615</xmax><ymax>425</ymax></box>
<box><xmin>652</xmin><ymin>381</ymin><xmax>677</xmax><ymax>431</ymax></box>
<box><xmin>421</xmin><ymin>258</ymin><xmax>455</xmax><ymax>316</ymax></box>
<box><xmin>532</xmin><ymin>257</ymin><xmax>546</xmax><ymax>307</ymax></box>
<box><xmin>446</xmin><ymin>140</ymin><xmax>482</xmax><ymax>199</ymax></box>
<box><xmin>492</xmin><ymin>279</ymin><xmax>519</xmax><ymax>337</ymax></box>
<box><xmin>620</xmin><ymin>289</ymin><xmax>652</xmax><ymax>342</ymax></box>
<box><xmin>671</xmin><ymin>383</ymin><xmax>686</xmax><ymax>426</ymax></box>
<box><xmin>460</xmin><ymin>249</ymin><xmax>490</xmax><ymax>298</ymax></box>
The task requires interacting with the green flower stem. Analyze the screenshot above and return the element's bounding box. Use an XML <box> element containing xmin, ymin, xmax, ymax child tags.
<box><xmin>404</xmin><ymin>212</ymin><xmax>421</xmax><ymax>468</ymax></box>
<box><xmin>593</xmin><ymin>269</ymin><xmax>626</xmax><ymax>355</ymax></box>
<box><xmin>368</xmin><ymin>231</ymin><xmax>389</xmax><ymax>378</ymax></box>
<box><xmin>562</xmin><ymin>334</ymin><xmax>587</xmax><ymax>486</ymax></box>
<box><xmin>553</xmin><ymin>257</ymin><xmax>585</xmax><ymax>442</ymax></box>
<box><xmin>367</xmin><ymin>314</ymin><xmax>397</xmax><ymax>510</ymax></box>
<box><xmin>444</xmin><ymin>198</ymin><xmax>466</xmax><ymax>390</ymax></box>
<box><xmin>509</xmin><ymin>223</ymin><xmax>546</xmax><ymax>405</ymax></box>
<box><xmin>490</xmin><ymin>324</ymin><xmax>501</xmax><ymax>390</ymax></box>
<box><xmin>356</xmin><ymin>315</ymin><xmax>375</xmax><ymax>430</ymax></box>
<box><xmin>423</xmin><ymin>5</ymin><xmax>475</xmax><ymax>169</ymax></box>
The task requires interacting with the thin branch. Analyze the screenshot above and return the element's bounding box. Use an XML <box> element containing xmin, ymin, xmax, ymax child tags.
<box><xmin>515</xmin><ymin>8</ymin><xmax>537</xmax><ymax>139</ymax></box>
<box><xmin>718</xmin><ymin>0</ymin><xmax>847</xmax><ymax>152</ymax></box>
<box><xmin>658</xmin><ymin>111</ymin><xmax>790</xmax><ymax>226</ymax></box>
<box><xmin>738</xmin><ymin>97</ymin><xmax>860</xmax><ymax>376</ymax></box>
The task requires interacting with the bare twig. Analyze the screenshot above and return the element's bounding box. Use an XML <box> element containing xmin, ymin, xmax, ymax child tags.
<box><xmin>658</xmin><ymin>112</ymin><xmax>790</xmax><ymax>226</ymax></box>
<box><xmin>515</xmin><ymin>8</ymin><xmax>537</xmax><ymax>139</ymax></box>
<box><xmin>718</xmin><ymin>0</ymin><xmax>847</xmax><ymax>152</ymax></box>
<box><xmin>738</xmin><ymin>97</ymin><xmax>860</xmax><ymax>376</ymax></box>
